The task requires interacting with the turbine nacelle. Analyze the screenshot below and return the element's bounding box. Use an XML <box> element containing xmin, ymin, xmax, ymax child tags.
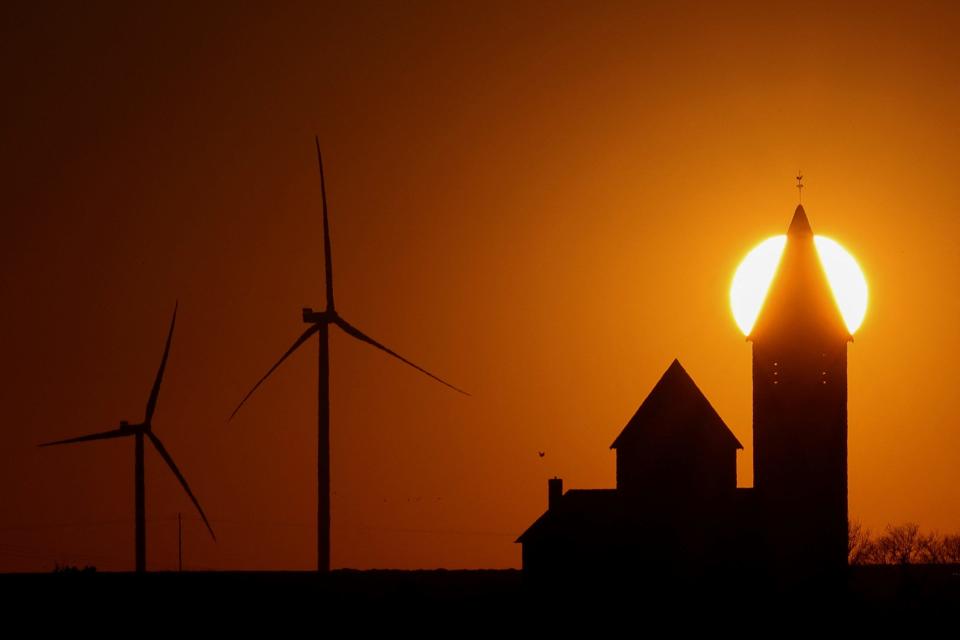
<box><xmin>302</xmin><ymin>307</ymin><xmax>328</xmax><ymax>324</ymax></box>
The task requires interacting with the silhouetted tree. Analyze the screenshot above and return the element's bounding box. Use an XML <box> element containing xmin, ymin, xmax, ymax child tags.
<box><xmin>876</xmin><ymin>523</ymin><xmax>921</xmax><ymax>564</ymax></box>
<box><xmin>847</xmin><ymin>521</ymin><xmax>960</xmax><ymax>565</ymax></box>
<box><xmin>942</xmin><ymin>534</ymin><xmax>960</xmax><ymax>564</ymax></box>
<box><xmin>848</xmin><ymin>519</ymin><xmax>874</xmax><ymax>565</ymax></box>
<box><xmin>917</xmin><ymin>530</ymin><xmax>947</xmax><ymax>564</ymax></box>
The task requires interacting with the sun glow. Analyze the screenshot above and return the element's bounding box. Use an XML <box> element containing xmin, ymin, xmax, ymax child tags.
<box><xmin>730</xmin><ymin>235</ymin><xmax>868</xmax><ymax>335</ymax></box>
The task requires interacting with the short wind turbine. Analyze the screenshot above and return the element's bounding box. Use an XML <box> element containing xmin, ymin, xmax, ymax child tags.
<box><xmin>40</xmin><ymin>302</ymin><xmax>215</xmax><ymax>573</ymax></box>
<box><xmin>230</xmin><ymin>137</ymin><xmax>468</xmax><ymax>573</ymax></box>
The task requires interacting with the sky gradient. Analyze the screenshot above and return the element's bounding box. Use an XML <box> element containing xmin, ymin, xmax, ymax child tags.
<box><xmin>1</xmin><ymin>1</ymin><xmax>959</xmax><ymax>571</ymax></box>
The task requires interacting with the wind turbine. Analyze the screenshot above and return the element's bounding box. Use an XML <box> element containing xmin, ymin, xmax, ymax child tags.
<box><xmin>230</xmin><ymin>137</ymin><xmax>468</xmax><ymax>573</ymax></box>
<box><xmin>40</xmin><ymin>302</ymin><xmax>215</xmax><ymax>573</ymax></box>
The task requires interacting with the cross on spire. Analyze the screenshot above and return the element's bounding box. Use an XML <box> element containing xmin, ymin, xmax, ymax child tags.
<box><xmin>796</xmin><ymin>172</ymin><xmax>803</xmax><ymax>203</ymax></box>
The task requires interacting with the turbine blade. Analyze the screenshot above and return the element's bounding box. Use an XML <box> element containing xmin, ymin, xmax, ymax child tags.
<box><xmin>333</xmin><ymin>317</ymin><xmax>469</xmax><ymax>396</ymax></box>
<box><xmin>315</xmin><ymin>136</ymin><xmax>335</xmax><ymax>312</ymax></box>
<box><xmin>147</xmin><ymin>431</ymin><xmax>216</xmax><ymax>541</ymax></box>
<box><xmin>145</xmin><ymin>302</ymin><xmax>178</xmax><ymax>422</ymax></box>
<box><xmin>38</xmin><ymin>429</ymin><xmax>129</xmax><ymax>447</ymax></box>
<box><xmin>229</xmin><ymin>323</ymin><xmax>323</xmax><ymax>420</ymax></box>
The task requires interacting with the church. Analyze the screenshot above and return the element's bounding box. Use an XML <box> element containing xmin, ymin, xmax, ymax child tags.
<box><xmin>516</xmin><ymin>204</ymin><xmax>852</xmax><ymax>584</ymax></box>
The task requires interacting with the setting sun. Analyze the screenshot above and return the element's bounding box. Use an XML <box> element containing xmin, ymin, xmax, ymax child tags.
<box><xmin>731</xmin><ymin>235</ymin><xmax>868</xmax><ymax>335</ymax></box>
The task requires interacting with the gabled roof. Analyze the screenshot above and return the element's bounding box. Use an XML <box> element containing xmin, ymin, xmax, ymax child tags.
<box><xmin>609</xmin><ymin>359</ymin><xmax>742</xmax><ymax>451</ymax></box>
<box><xmin>749</xmin><ymin>205</ymin><xmax>851</xmax><ymax>343</ymax></box>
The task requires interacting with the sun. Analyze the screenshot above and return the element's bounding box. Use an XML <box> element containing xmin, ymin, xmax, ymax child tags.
<box><xmin>730</xmin><ymin>235</ymin><xmax>868</xmax><ymax>335</ymax></box>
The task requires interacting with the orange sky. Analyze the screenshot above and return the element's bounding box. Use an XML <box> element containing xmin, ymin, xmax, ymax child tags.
<box><xmin>1</xmin><ymin>1</ymin><xmax>959</xmax><ymax>571</ymax></box>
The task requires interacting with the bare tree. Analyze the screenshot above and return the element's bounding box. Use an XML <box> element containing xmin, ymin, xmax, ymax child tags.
<box><xmin>917</xmin><ymin>531</ymin><xmax>946</xmax><ymax>564</ymax></box>
<box><xmin>848</xmin><ymin>518</ymin><xmax>960</xmax><ymax>565</ymax></box>
<box><xmin>848</xmin><ymin>519</ymin><xmax>874</xmax><ymax>565</ymax></box>
<box><xmin>876</xmin><ymin>523</ymin><xmax>921</xmax><ymax>565</ymax></box>
<box><xmin>941</xmin><ymin>534</ymin><xmax>960</xmax><ymax>564</ymax></box>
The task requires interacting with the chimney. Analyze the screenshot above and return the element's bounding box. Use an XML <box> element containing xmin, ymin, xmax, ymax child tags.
<box><xmin>548</xmin><ymin>477</ymin><xmax>563</xmax><ymax>510</ymax></box>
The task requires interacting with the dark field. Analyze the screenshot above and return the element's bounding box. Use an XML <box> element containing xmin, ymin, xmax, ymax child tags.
<box><xmin>2</xmin><ymin>565</ymin><xmax>958</xmax><ymax>619</ymax></box>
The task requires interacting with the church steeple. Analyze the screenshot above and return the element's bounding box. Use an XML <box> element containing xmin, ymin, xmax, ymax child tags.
<box><xmin>751</xmin><ymin>202</ymin><xmax>850</xmax><ymax>583</ymax></box>
<box><xmin>749</xmin><ymin>205</ymin><xmax>851</xmax><ymax>344</ymax></box>
<box><xmin>787</xmin><ymin>204</ymin><xmax>812</xmax><ymax>236</ymax></box>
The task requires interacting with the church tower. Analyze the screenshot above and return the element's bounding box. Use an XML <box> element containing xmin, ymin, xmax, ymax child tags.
<box><xmin>749</xmin><ymin>205</ymin><xmax>851</xmax><ymax>580</ymax></box>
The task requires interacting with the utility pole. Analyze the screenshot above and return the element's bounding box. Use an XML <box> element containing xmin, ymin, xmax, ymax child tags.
<box><xmin>178</xmin><ymin>512</ymin><xmax>182</xmax><ymax>572</ymax></box>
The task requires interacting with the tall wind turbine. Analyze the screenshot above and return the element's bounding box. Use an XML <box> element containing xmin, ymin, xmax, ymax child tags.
<box><xmin>230</xmin><ymin>137</ymin><xmax>468</xmax><ymax>573</ymax></box>
<box><xmin>40</xmin><ymin>303</ymin><xmax>215</xmax><ymax>573</ymax></box>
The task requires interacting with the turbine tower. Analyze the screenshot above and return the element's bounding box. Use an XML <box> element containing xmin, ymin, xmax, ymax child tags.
<box><xmin>230</xmin><ymin>137</ymin><xmax>468</xmax><ymax>573</ymax></box>
<box><xmin>40</xmin><ymin>302</ymin><xmax>215</xmax><ymax>573</ymax></box>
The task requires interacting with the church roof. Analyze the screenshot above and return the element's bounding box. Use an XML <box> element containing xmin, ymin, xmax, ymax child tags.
<box><xmin>515</xmin><ymin>489</ymin><xmax>621</xmax><ymax>544</ymax></box>
<box><xmin>749</xmin><ymin>205</ymin><xmax>851</xmax><ymax>342</ymax></box>
<box><xmin>787</xmin><ymin>203</ymin><xmax>813</xmax><ymax>235</ymax></box>
<box><xmin>609</xmin><ymin>359</ymin><xmax>742</xmax><ymax>451</ymax></box>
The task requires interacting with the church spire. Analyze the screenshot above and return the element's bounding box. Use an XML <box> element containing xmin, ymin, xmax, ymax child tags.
<box><xmin>788</xmin><ymin>204</ymin><xmax>812</xmax><ymax>236</ymax></box>
<box><xmin>749</xmin><ymin>204</ymin><xmax>850</xmax><ymax>343</ymax></box>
